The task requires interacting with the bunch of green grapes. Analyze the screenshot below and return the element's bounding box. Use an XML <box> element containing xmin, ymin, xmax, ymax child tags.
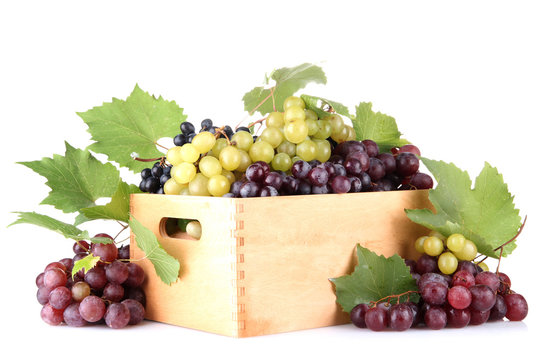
<box><xmin>160</xmin><ymin>95</ymin><xmax>355</xmax><ymax>197</ymax></box>
<box><xmin>414</xmin><ymin>231</ymin><xmax>484</xmax><ymax>275</ymax></box>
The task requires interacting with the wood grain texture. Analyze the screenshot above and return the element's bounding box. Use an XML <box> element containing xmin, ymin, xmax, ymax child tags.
<box><xmin>129</xmin><ymin>190</ymin><xmax>432</xmax><ymax>337</ymax></box>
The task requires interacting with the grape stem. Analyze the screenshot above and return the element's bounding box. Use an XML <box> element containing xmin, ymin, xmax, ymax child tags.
<box><xmin>214</xmin><ymin>126</ymin><xmax>232</xmax><ymax>145</ymax></box>
<box><xmin>133</xmin><ymin>155</ymin><xmax>166</xmax><ymax>163</ymax></box>
<box><xmin>234</xmin><ymin>86</ymin><xmax>276</xmax><ymax>130</ymax></box>
<box><xmin>369</xmin><ymin>290</ymin><xmax>419</xmax><ymax>307</ymax></box>
<box><xmin>494</xmin><ymin>215</ymin><xmax>527</xmax><ymax>273</ymax></box>
<box><xmin>113</xmin><ymin>222</ymin><xmax>129</xmax><ymax>242</ymax></box>
<box><xmin>247</xmin><ymin>117</ymin><xmax>267</xmax><ymax>129</ymax></box>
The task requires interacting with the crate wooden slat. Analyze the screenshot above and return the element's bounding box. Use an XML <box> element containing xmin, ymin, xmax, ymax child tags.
<box><xmin>129</xmin><ymin>190</ymin><xmax>432</xmax><ymax>337</ymax></box>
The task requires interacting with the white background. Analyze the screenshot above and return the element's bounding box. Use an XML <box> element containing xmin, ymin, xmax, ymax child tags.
<box><xmin>1</xmin><ymin>0</ymin><xmax>538</xmax><ymax>358</ymax></box>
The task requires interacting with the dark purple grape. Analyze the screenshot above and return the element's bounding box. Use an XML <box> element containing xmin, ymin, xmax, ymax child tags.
<box><xmin>404</xmin><ymin>259</ymin><xmax>416</xmax><ymax>273</ymax></box>
<box><xmin>125</xmin><ymin>263</ymin><xmax>145</xmax><ymax>288</ymax></box>
<box><xmin>264</xmin><ymin>172</ymin><xmax>284</xmax><ymax>190</ymax></box>
<box><xmin>475</xmin><ymin>271</ymin><xmax>499</xmax><ymax>293</ymax></box>
<box><xmin>333</xmin><ymin>141</ymin><xmax>366</xmax><ymax>158</ymax></box>
<box><xmin>122</xmin><ymin>299</ymin><xmax>146</xmax><ymax>325</ymax></box>
<box><xmin>346</xmin><ymin>151</ymin><xmax>370</xmax><ymax>172</ymax></box>
<box><xmin>239</xmin><ymin>181</ymin><xmax>261</xmax><ymax>198</ymax></box>
<box><xmin>421</xmin><ymin>281</ymin><xmax>448</xmax><ymax>305</ymax></box>
<box><xmin>388</xmin><ymin>303</ymin><xmax>413</xmax><ymax>331</ymax></box>
<box><xmin>361</xmin><ymin>140</ymin><xmax>379</xmax><ymax>157</ymax></box>
<box><xmin>343</xmin><ymin>158</ymin><xmax>363</xmax><ymax>177</ymax></box>
<box><xmin>259</xmin><ymin>186</ymin><xmax>279</xmax><ymax>197</ymax></box>
<box><xmin>418</xmin><ymin>273</ymin><xmax>449</xmax><ymax>292</ymax></box>
<box><xmin>308</xmin><ymin>160</ymin><xmax>321</xmax><ymax>168</ymax></box>
<box><xmin>489</xmin><ymin>295</ymin><xmax>507</xmax><ymax>321</ymax></box>
<box><xmin>372</xmin><ymin>178</ymin><xmax>395</xmax><ymax>191</ymax></box>
<box><xmin>452</xmin><ymin>270</ymin><xmax>475</xmax><ymax>288</ymax></box>
<box><xmin>230</xmin><ymin>180</ymin><xmax>245</xmax><ymax>196</ymax></box>
<box><xmin>307</xmin><ymin>167</ymin><xmax>329</xmax><ymax>186</ymax></box>
<box><xmin>253</xmin><ymin>161</ymin><xmax>270</xmax><ymax>177</ymax></box>
<box><xmin>37</xmin><ymin>286</ymin><xmax>52</xmax><ymax>305</ymax></box>
<box><xmin>403</xmin><ymin>302</ymin><xmax>420</xmax><ymax>327</ymax></box>
<box><xmin>349</xmin><ymin>177</ymin><xmax>362</xmax><ymax>192</ymax></box>
<box><xmin>245</xmin><ymin>163</ymin><xmax>266</xmax><ymax>183</ymax></box>
<box><xmin>311</xmin><ymin>184</ymin><xmax>330</xmax><ymax>194</ymax></box>
<box><xmin>350</xmin><ymin>303</ymin><xmax>369</xmax><ymax>328</ymax></box>
<box><xmin>180</xmin><ymin>121</ymin><xmax>195</xmax><ymax>135</ymax></box>
<box><xmin>358</xmin><ymin>172</ymin><xmax>372</xmax><ymax>192</ymax></box>
<box><xmin>151</xmin><ymin>166</ymin><xmax>163</xmax><ymax>178</ymax></box>
<box><xmin>328</xmin><ymin>155</ymin><xmax>344</xmax><ymax>164</ymax></box>
<box><xmin>333</xmin><ymin>164</ymin><xmax>347</xmax><ymax>177</ymax></box>
<box><xmin>84</xmin><ymin>266</ymin><xmax>107</xmax><ymax>291</ymax></box>
<box><xmin>102</xmin><ymin>283</ymin><xmax>125</xmax><ymax>302</ymax></box>
<box><xmin>104</xmin><ymin>303</ymin><xmax>131</xmax><ymax>329</ymax></box>
<box><xmin>364</xmin><ymin>307</ymin><xmax>388</xmax><ymax>331</ymax></box>
<box><xmin>297</xmin><ymin>179</ymin><xmax>312</xmax><ymax>195</ymax></box>
<box><xmin>281</xmin><ymin>176</ymin><xmax>300</xmax><ymax>195</ymax></box>
<box><xmin>469</xmin><ymin>285</ymin><xmax>496</xmax><ymax>311</ymax></box>
<box><xmin>63</xmin><ymin>303</ymin><xmax>88</xmax><ymax>327</ymax></box>
<box><xmin>105</xmin><ymin>261</ymin><xmax>129</xmax><ymax>285</ymax></box>
<box><xmin>141</xmin><ymin>168</ymin><xmax>152</xmax><ymax>179</ymax></box>
<box><xmin>504</xmin><ymin>293</ymin><xmax>528</xmax><ymax>321</ymax></box>
<box><xmin>424</xmin><ymin>306</ymin><xmax>446</xmax><ymax>330</ymax></box>
<box><xmin>398</xmin><ymin>144</ymin><xmax>421</xmax><ymax>156</ymax></box>
<box><xmin>330</xmin><ymin>175</ymin><xmax>351</xmax><ymax>194</ymax></box>
<box><xmin>144</xmin><ymin>177</ymin><xmax>161</xmax><ymax>193</ymax></box>
<box><xmin>322</xmin><ymin>162</ymin><xmax>336</xmax><ymax>178</ymax></box>
<box><xmin>173</xmin><ymin>133</ymin><xmax>187</xmax><ymax>146</ymax></box>
<box><xmin>456</xmin><ymin>261</ymin><xmax>480</xmax><ymax>277</ymax></box>
<box><xmin>409</xmin><ymin>172</ymin><xmax>433</xmax><ymax>190</ymax></box>
<box><xmin>118</xmin><ymin>244</ymin><xmax>130</xmax><ymax>260</ymax></box>
<box><xmin>446</xmin><ymin>306</ymin><xmax>470</xmax><ymax>328</ymax></box>
<box><xmin>40</xmin><ymin>303</ymin><xmax>64</xmax><ymax>326</ymax></box>
<box><xmin>91</xmin><ymin>242</ymin><xmax>118</xmax><ymax>263</ymax></box>
<box><xmin>368</xmin><ymin>157</ymin><xmax>385</xmax><ymax>181</ymax></box>
<box><xmin>43</xmin><ymin>268</ymin><xmax>67</xmax><ymax>290</ymax></box>
<box><xmin>415</xmin><ymin>255</ymin><xmax>438</xmax><ymax>274</ymax></box>
<box><xmin>376</xmin><ymin>153</ymin><xmax>396</xmax><ymax>174</ymax></box>
<box><xmin>79</xmin><ymin>295</ymin><xmax>106</xmax><ymax>322</ymax></box>
<box><xmin>395</xmin><ymin>152</ymin><xmax>420</xmax><ymax>177</ymax></box>
<box><xmin>125</xmin><ymin>287</ymin><xmax>146</xmax><ymax>307</ymax></box>
<box><xmin>498</xmin><ymin>273</ymin><xmax>511</xmax><ymax>294</ymax></box>
<box><xmin>49</xmin><ymin>286</ymin><xmax>72</xmax><ymax>310</ymax></box>
<box><xmin>160</xmin><ymin>174</ymin><xmax>171</xmax><ymax>185</ymax></box>
<box><xmin>201</xmin><ymin>118</ymin><xmax>213</xmax><ymax>130</ymax></box>
<box><xmin>469</xmin><ymin>309</ymin><xmax>490</xmax><ymax>325</ymax></box>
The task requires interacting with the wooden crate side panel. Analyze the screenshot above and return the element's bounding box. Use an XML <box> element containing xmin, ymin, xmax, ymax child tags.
<box><xmin>130</xmin><ymin>194</ymin><xmax>241</xmax><ymax>337</ymax></box>
<box><xmin>234</xmin><ymin>190</ymin><xmax>432</xmax><ymax>337</ymax></box>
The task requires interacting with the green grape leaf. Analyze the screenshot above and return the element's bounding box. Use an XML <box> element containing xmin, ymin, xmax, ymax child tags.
<box><xmin>129</xmin><ymin>216</ymin><xmax>180</xmax><ymax>285</ymax></box>
<box><xmin>301</xmin><ymin>94</ymin><xmax>351</xmax><ymax>119</ymax></box>
<box><xmin>18</xmin><ymin>142</ymin><xmax>120</xmax><ymax>214</ymax></box>
<box><xmin>76</xmin><ymin>182</ymin><xmax>141</xmax><ymax>225</ymax></box>
<box><xmin>330</xmin><ymin>244</ymin><xmax>419</xmax><ymax>313</ymax></box>
<box><xmin>352</xmin><ymin>102</ymin><xmax>409</xmax><ymax>153</ymax></box>
<box><xmin>78</xmin><ymin>84</ymin><xmax>187</xmax><ymax>173</ymax></box>
<box><xmin>243</xmin><ymin>63</ymin><xmax>327</xmax><ymax>115</ymax></box>
<box><xmin>8</xmin><ymin>212</ymin><xmax>113</xmax><ymax>244</ymax></box>
<box><xmin>405</xmin><ymin>158</ymin><xmax>522</xmax><ymax>258</ymax></box>
<box><xmin>72</xmin><ymin>254</ymin><xmax>101</xmax><ymax>277</ymax></box>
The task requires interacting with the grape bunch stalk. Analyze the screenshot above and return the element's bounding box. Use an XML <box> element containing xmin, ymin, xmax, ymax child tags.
<box><xmin>138</xmin><ymin>96</ymin><xmax>434</xmax><ymax>197</ymax></box>
<box><xmin>36</xmin><ymin>233</ymin><xmax>146</xmax><ymax>329</ymax></box>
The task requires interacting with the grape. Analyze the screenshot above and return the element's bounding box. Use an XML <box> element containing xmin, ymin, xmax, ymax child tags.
<box><xmin>291</xmin><ymin>160</ymin><xmax>311</xmax><ymax>179</ymax></box>
<box><xmin>79</xmin><ymin>295</ymin><xmax>106</xmax><ymax>322</ymax></box>
<box><xmin>454</xmin><ymin>240</ymin><xmax>477</xmax><ymax>261</ymax></box>
<box><xmin>452</xmin><ymin>270</ymin><xmax>475</xmax><ymax>288</ymax></box>
<box><xmin>37</xmin><ymin>286</ymin><xmax>52</xmax><ymax>305</ymax></box>
<box><xmin>266</xmin><ymin>112</ymin><xmax>284</xmax><ymax>128</ymax></box>
<box><xmin>236</xmin><ymin>149</ymin><xmax>252</xmax><ymax>172</ymax></box>
<box><xmin>307</xmin><ymin>166</ymin><xmax>329</xmax><ymax>186</ymax></box>
<box><xmin>186</xmin><ymin>221</ymin><xmax>202</xmax><ymax>239</ymax></box>
<box><xmin>314</xmin><ymin>139</ymin><xmax>332</xmax><ymax>162</ymax></box>
<box><xmin>181</xmin><ymin>122</ymin><xmax>195</xmax><ymax>135</ymax></box>
<box><xmin>141</xmin><ymin>168</ymin><xmax>152</xmax><ymax>179</ymax></box>
<box><xmin>103</xmin><ymin>283</ymin><xmax>124</xmax><ymax>302</ymax></box>
<box><xmin>260</xmin><ymin>127</ymin><xmax>283</xmax><ymax>148</ymax></box>
<box><xmin>489</xmin><ymin>295</ymin><xmax>507</xmax><ymax>321</ymax></box>
<box><xmin>347</xmin><ymin>151</ymin><xmax>370</xmax><ymax>172</ymax></box>
<box><xmin>73</xmin><ymin>240</ymin><xmax>90</xmax><ymax>255</ymax></box>
<box><xmin>63</xmin><ymin>303</ymin><xmax>87</xmax><ymax>327</ymax></box>
<box><xmin>122</xmin><ymin>299</ymin><xmax>146</xmax><ymax>325</ymax></box>
<box><xmin>475</xmin><ymin>271</ymin><xmax>499</xmax><ymax>293</ymax></box>
<box><xmin>219</xmin><ymin>146</ymin><xmax>242</xmax><ymax>171</ymax></box>
<box><xmin>163</xmin><ymin>178</ymin><xmax>186</xmax><ymax>195</ymax></box>
<box><xmin>236</xmin><ymin>126</ymin><xmax>250</xmax><ymax>133</ymax></box>
<box><xmin>343</xmin><ymin>158</ymin><xmax>363</xmax><ymax>177</ymax></box>
<box><xmin>469</xmin><ymin>285</ymin><xmax>496</xmax><ymax>311</ymax></box>
<box><xmin>296</xmin><ymin>139</ymin><xmax>318</xmax><ymax>162</ymax></box>
<box><xmin>85</xmin><ymin>266</ymin><xmax>107</xmax><ymax>290</ymax></box>
<box><xmin>105</xmin><ymin>261</ymin><xmax>129</xmax><ymax>284</ymax></box>
<box><xmin>330</xmin><ymin>175</ymin><xmax>351</xmax><ymax>194</ymax></box>
<box><xmin>334</xmin><ymin>141</ymin><xmax>366</xmax><ymax>158</ymax></box>
<box><xmin>446</xmin><ymin>233</ymin><xmax>466</xmax><ymax>252</ymax></box>
<box><xmin>43</xmin><ymin>268</ymin><xmax>67</xmax><ymax>290</ymax></box>
<box><xmin>199</xmin><ymin>156</ymin><xmax>222</xmax><ymax>178</ymax></box>
<box><xmin>170</xmin><ymin>163</ymin><xmax>196</xmax><ymax>185</ymax></box>
<box><xmin>423</xmin><ymin>236</ymin><xmax>444</xmax><ymax>256</ymax></box>
<box><xmin>456</xmin><ymin>261</ymin><xmax>480</xmax><ymax>277</ymax></box>
<box><xmin>231</xmin><ymin>131</ymin><xmax>253</xmax><ymax>152</ymax></box>
<box><xmin>91</xmin><ymin>242</ymin><xmax>118</xmax><ymax>263</ymax></box>
<box><xmin>230</xmin><ymin>180</ymin><xmax>244</xmax><ymax>196</ymax></box>
<box><xmin>403</xmin><ymin>302</ymin><xmax>420</xmax><ymax>327</ymax></box>
<box><xmin>414</xmin><ymin>236</ymin><xmax>427</xmax><ymax>253</ymax></box>
<box><xmin>260</xmin><ymin>186</ymin><xmax>279</xmax><ymax>197</ymax></box>
<box><xmin>361</xmin><ymin>140</ymin><xmax>379</xmax><ymax>157</ymax></box>
<box><xmin>283</xmin><ymin>121</ymin><xmax>309</xmax><ymax>144</ymax></box>
<box><xmin>357</xmin><ymin>172</ymin><xmax>372</xmax><ymax>192</ymax></box>
<box><xmin>418</xmin><ymin>273</ymin><xmax>449</xmax><ymax>292</ymax></box>
<box><xmin>446</xmin><ymin>306</ymin><xmax>470</xmax><ymax>328</ymax></box>
<box><xmin>254</xmin><ymin>161</ymin><xmax>271</xmax><ymax>176</ymax></box>
<box><xmin>71</xmin><ymin>281</ymin><xmax>91</xmax><ymax>302</ymax></box>
<box><xmin>364</xmin><ymin>307</ymin><xmax>388</xmax><ymax>331</ymax></box>
<box><xmin>249</xmin><ymin>141</ymin><xmax>274</xmax><ymax>163</ymax></box>
<box><xmin>272</xmin><ymin>153</ymin><xmax>293</xmax><ymax>172</ymax></box>
<box><xmin>415</xmin><ymin>255</ymin><xmax>438</xmax><ymax>274</ymax></box>
<box><xmin>49</xmin><ymin>286</ymin><xmax>72</xmax><ymax>310</ymax></box>
<box><xmin>311</xmin><ymin>184</ymin><xmax>330</xmax><ymax>194</ymax></box>
<box><xmin>388</xmin><ymin>303</ymin><xmax>413</xmax><ymax>331</ymax></box>
<box><xmin>349</xmin><ymin>176</ymin><xmax>362</xmax><ymax>192</ymax></box>
<box><xmin>469</xmin><ymin>309</ymin><xmax>490</xmax><ymax>325</ymax></box>
<box><xmin>44</xmin><ymin>261</ymin><xmax>67</xmax><ymax>273</ymax></box>
<box><xmin>151</xmin><ymin>165</ymin><xmax>163</xmax><ymax>178</ymax></box>
<box><xmin>373</xmin><ymin>178</ymin><xmax>395</xmax><ymax>191</ymax></box>
<box><xmin>188</xmin><ymin>173</ymin><xmax>210</xmax><ymax>196</ymax></box>
<box><xmin>376</xmin><ymin>153</ymin><xmax>396</xmax><ymax>174</ymax></box>
<box><xmin>283</xmin><ymin>96</ymin><xmax>305</xmax><ymax>110</ymax></box>
<box><xmin>395</xmin><ymin>152</ymin><xmax>420</xmax><ymax>177</ymax></box>
<box><xmin>36</xmin><ymin>272</ymin><xmax>45</xmax><ymax>288</ymax></box>
<box><xmin>438</xmin><ymin>252</ymin><xmax>458</xmax><ymax>274</ymax></box>
<box><xmin>367</xmin><ymin>158</ymin><xmax>385</xmax><ymax>181</ymax></box>
<box><xmin>498</xmin><ymin>273</ymin><xmax>511</xmax><ymax>294</ymax></box>
<box><xmin>350</xmin><ymin>303</ymin><xmax>369</xmax><ymax>328</ymax></box>
<box><xmin>103</xmin><ymin>303</ymin><xmax>130</xmax><ymax>329</ymax></box>
<box><xmin>239</xmin><ymin>181</ymin><xmax>261</xmax><ymax>198</ymax></box>
<box><xmin>201</xmin><ymin>118</ymin><xmax>213</xmax><ymax>130</ymax></box>
<box><xmin>409</xmin><ymin>172</ymin><xmax>434</xmax><ymax>189</ymax></box>
<box><xmin>207</xmin><ymin>174</ymin><xmax>230</xmax><ymax>197</ymax></box>
<box><xmin>504</xmin><ymin>293</ymin><xmax>528</xmax><ymax>321</ymax></box>
<box><xmin>424</xmin><ymin>306</ymin><xmax>447</xmax><ymax>330</ymax></box>
<box><xmin>125</xmin><ymin>287</ymin><xmax>146</xmax><ymax>307</ymax></box>
<box><xmin>398</xmin><ymin>144</ymin><xmax>421</xmax><ymax>156</ymax></box>
<box><xmin>421</xmin><ymin>282</ymin><xmax>448</xmax><ymax>305</ymax></box>
<box><xmin>117</xmin><ymin>244</ymin><xmax>130</xmax><ymax>260</ymax></box>
<box><xmin>191</xmin><ymin>131</ymin><xmax>216</xmax><ymax>154</ymax></box>
<box><xmin>447</xmin><ymin>286</ymin><xmax>472</xmax><ymax>309</ymax></box>
<box><xmin>264</xmin><ymin>172</ymin><xmax>284</xmax><ymax>190</ymax></box>
<box><xmin>59</xmin><ymin>258</ymin><xmax>74</xmax><ymax>272</ymax></box>
<box><xmin>281</xmin><ymin>176</ymin><xmax>300</xmax><ymax>195</ymax></box>
<box><xmin>313</xmin><ymin>120</ymin><xmax>332</xmax><ymax>140</ymax></box>
<box><xmin>173</xmin><ymin>134</ymin><xmax>187</xmax><ymax>146</ymax></box>
<box><xmin>41</xmin><ymin>303</ymin><xmax>64</xmax><ymax>326</ymax></box>
<box><xmin>277</xmin><ymin>140</ymin><xmax>296</xmax><ymax>157</ymax></box>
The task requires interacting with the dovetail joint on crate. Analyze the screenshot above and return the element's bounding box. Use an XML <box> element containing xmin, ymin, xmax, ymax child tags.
<box><xmin>231</xmin><ymin>202</ymin><xmax>246</xmax><ymax>334</ymax></box>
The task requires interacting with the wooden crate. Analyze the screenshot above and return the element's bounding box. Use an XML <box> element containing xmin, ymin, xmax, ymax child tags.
<box><xmin>129</xmin><ymin>190</ymin><xmax>431</xmax><ymax>337</ymax></box>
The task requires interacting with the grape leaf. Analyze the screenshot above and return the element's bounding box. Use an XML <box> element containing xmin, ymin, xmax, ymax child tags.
<box><xmin>405</xmin><ymin>158</ymin><xmax>522</xmax><ymax>258</ymax></box>
<box><xmin>72</xmin><ymin>254</ymin><xmax>101</xmax><ymax>277</ymax></box>
<box><xmin>301</xmin><ymin>94</ymin><xmax>351</xmax><ymax>119</ymax></box>
<box><xmin>18</xmin><ymin>142</ymin><xmax>120</xmax><ymax>214</ymax></box>
<box><xmin>78</xmin><ymin>84</ymin><xmax>187</xmax><ymax>173</ymax></box>
<box><xmin>129</xmin><ymin>216</ymin><xmax>180</xmax><ymax>285</ymax></box>
<box><xmin>9</xmin><ymin>212</ymin><xmax>113</xmax><ymax>244</ymax></box>
<box><xmin>76</xmin><ymin>181</ymin><xmax>141</xmax><ymax>225</ymax></box>
<box><xmin>243</xmin><ymin>63</ymin><xmax>327</xmax><ymax>115</ymax></box>
<box><xmin>330</xmin><ymin>244</ymin><xmax>419</xmax><ymax>313</ymax></box>
<box><xmin>352</xmin><ymin>102</ymin><xmax>409</xmax><ymax>153</ymax></box>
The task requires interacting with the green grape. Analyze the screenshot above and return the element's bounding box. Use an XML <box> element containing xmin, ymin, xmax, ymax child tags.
<box><xmin>186</xmin><ymin>221</ymin><xmax>202</xmax><ymax>239</ymax></box>
<box><xmin>345</xmin><ymin>125</ymin><xmax>356</xmax><ymax>141</ymax></box>
<box><xmin>272</xmin><ymin>153</ymin><xmax>292</xmax><ymax>172</ymax></box>
<box><xmin>313</xmin><ymin>139</ymin><xmax>331</xmax><ymax>162</ymax></box>
<box><xmin>166</xmin><ymin>146</ymin><xmax>183</xmax><ymax>166</ymax></box>
<box><xmin>221</xmin><ymin>169</ymin><xmax>236</xmax><ymax>185</ymax></box>
<box><xmin>296</xmin><ymin>139</ymin><xmax>318</xmax><ymax>162</ymax></box>
<box><xmin>207</xmin><ymin>174</ymin><xmax>230</xmax><ymax>197</ymax></box>
<box><xmin>179</xmin><ymin>187</ymin><xmax>190</xmax><ymax>195</ymax></box>
<box><xmin>171</xmin><ymin>162</ymin><xmax>197</xmax><ymax>184</ymax></box>
<box><xmin>192</xmin><ymin>131</ymin><xmax>216</xmax><ymax>154</ymax></box>
<box><xmin>219</xmin><ymin>146</ymin><xmax>242</xmax><ymax>171</ymax></box>
<box><xmin>429</xmin><ymin>230</ymin><xmax>447</xmax><ymax>241</ymax></box>
<box><xmin>260</xmin><ymin>126</ymin><xmax>284</xmax><ymax>148</ymax></box>
<box><xmin>211</xmin><ymin>138</ymin><xmax>229</xmax><ymax>158</ymax></box>
<box><xmin>313</xmin><ymin>120</ymin><xmax>332</xmax><ymax>140</ymax></box>
<box><xmin>446</xmin><ymin>234</ymin><xmax>466</xmax><ymax>252</ymax></box>
<box><xmin>163</xmin><ymin>178</ymin><xmax>187</xmax><ymax>195</ymax></box>
<box><xmin>291</xmin><ymin>155</ymin><xmax>302</xmax><ymax>163</ymax></box>
<box><xmin>236</xmin><ymin>149</ymin><xmax>252</xmax><ymax>172</ymax></box>
<box><xmin>189</xmin><ymin>173</ymin><xmax>210</xmax><ymax>196</ymax></box>
<box><xmin>266</xmin><ymin>112</ymin><xmax>284</xmax><ymax>128</ymax></box>
<box><xmin>277</xmin><ymin>140</ymin><xmax>296</xmax><ymax>157</ymax></box>
<box><xmin>231</xmin><ymin>131</ymin><xmax>253</xmax><ymax>151</ymax></box>
<box><xmin>180</xmin><ymin>143</ymin><xmax>200</xmax><ymax>163</ymax></box>
<box><xmin>306</xmin><ymin>118</ymin><xmax>318</xmax><ymax>136</ymax></box>
<box><xmin>330</xmin><ymin>124</ymin><xmax>349</xmax><ymax>143</ymax></box>
<box><xmin>305</xmin><ymin>109</ymin><xmax>318</xmax><ymax>121</ymax></box>
<box><xmin>414</xmin><ymin>236</ymin><xmax>428</xmax><ymax>253</ymax></box>
<box><xmin>198</xmin><ymin>156</ymin><xmax>222</xmax><ymax>178</ymax></box>
<box><xmin>454</xmin><ymin>240</ymin><xmax>477</xmax><ymax>261</ymax></box>
<box><xmin>283</xmin><ymin>95</ymin><xmax>305</xmax><ymax>110</ymax></box>
<box><xmin>325</xmin><ymin>114</ymin><xmax>345</xmax><ymax>135</ymax></box>
<box><xmin>477</xmin><ymin>262</ymin><xmax>489</xmax><ymax>272</ymax></box>
<box><xmin>284</xmin><ymin>120</ymin><xmax>309</xmax><ymax>144</ymax></box>
<box><xmin>283</xmin><ymin>106</ymin><xmax>306</xmax><ymax>124</ymax></box>
<box><xmin>248</xmin><ymin>140</ymin><xmax>274</xmax><ymax>163</ymax></box>
<box><xmin>423</xmin><ymin>236</ymin><xmax>444</xmax><ymax>256</ymax></box>
<box><xmin>438</xmin><ymin>252</ymin><xmax>458</xmax><ymax>275</ymax></box>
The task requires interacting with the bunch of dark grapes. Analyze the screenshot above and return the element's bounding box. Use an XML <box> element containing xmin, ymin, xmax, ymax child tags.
<box><xmin>36</xmin><ymin>234</ymin><xmax>146</xmax><ymax>329</ymax></box>
<box><xmin>224</xmin><ymin>139</ymin><xmax>433</xmax><ymax>197</ymax></box>
<box><xmin>349</xmin><ymin>259</ymin><xmax>528</xmax><ymax>331</ymax></box>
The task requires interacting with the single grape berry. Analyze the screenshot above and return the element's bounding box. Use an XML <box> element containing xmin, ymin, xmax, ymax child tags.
<box><xmin>504</xmin><ymin>293</ymin><xmax>528</xmax><ymax>321</ymax></box>
<box><xmin>350</xmin><ymin>303</ymin><xmax>370</xmax><ymax>328</ymax></box>
<box><xmin>388</xmin><ymin>303</ymin><xmax>413</xmax><ymax>331</ymax></box>
<box><xmin>364</xmin><ymin>307</ymin><xmax>388</xmax><ymax>331</ymax></box>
